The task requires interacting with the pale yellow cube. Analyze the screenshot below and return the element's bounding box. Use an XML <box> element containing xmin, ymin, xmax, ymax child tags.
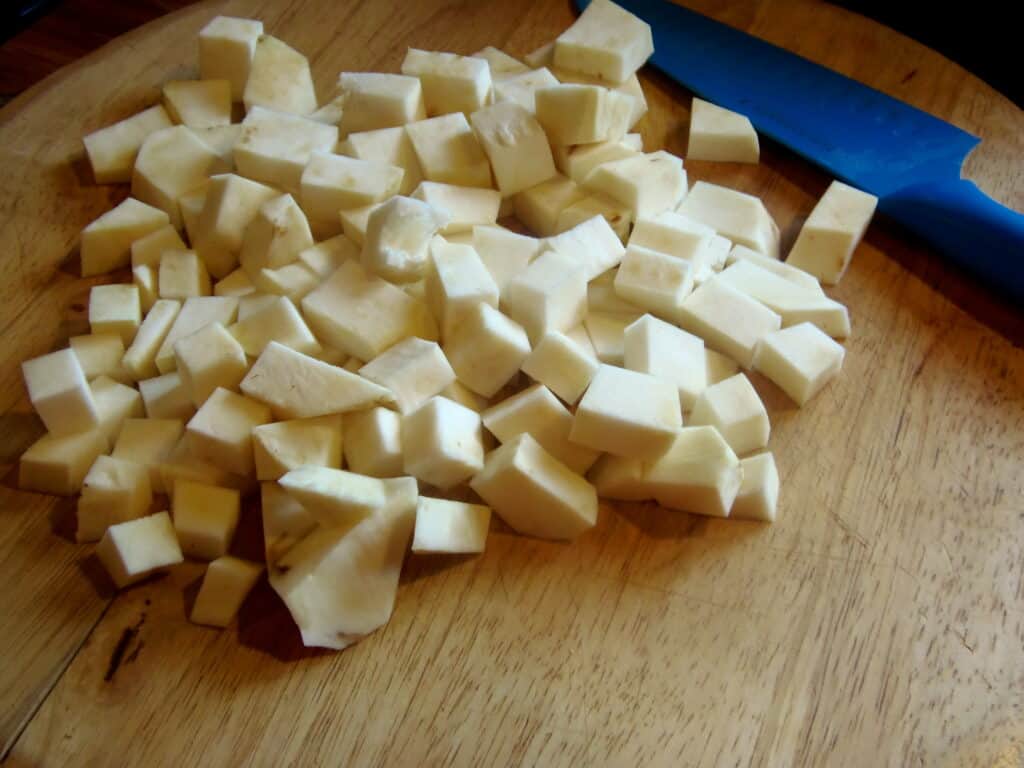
<box><xmin>412</xmin><ymin>181</ymin><xmax>501</xmax><ymax>234</ymax></box>
<box><xmin>343</xmin><ymin>406</ymin><xmax>403</xmax><ymax>478</ymax></box>
<box><xmin>614</xmin><ymin>244</ymin><xmax>694</xmax><ymax>318</ymax></box>
<box><xmin>687</xmin><ymin>98</ymin><xmax>760</xmax><ymax>163</ymax></box>
<box><xmin>90</xmin><ymin>375</ymin><xmax>144</xmax><ymax>444</ymax></box>
<box><xmin>425</xmin><ymin>238</ymin><xmax>500</xmax><ymax>339</ymax></box>
<box><xmin>172</xmin><ymin>479</ymin><xmax>241</xmax><ymax>560</ymax></box>
<box><xmin>443</xmin><ymin>302</ymin><xmax>531</xmax><ymax>398</ymax></box>
<box><xmin>570</xmin><ymin>364</ymin><xmax>681</xmax><ymax>458</ymax></box>
<box><xmin>159</xmin><ymin>250</ymin><xmax>211</xmax><ymax>300</ymax></box>
<box><xmin>520</xmin><ymin>330</ymin><xmax>598</xmax><ymax>405</ymax></box>
<box><xmin>19</xmin><ymin>428</ymin><xmax>109</xmax><ymax>496</ymax></box>
<box><xmin>405</xmin><ymin>113</ymin><xmax>492</xmax><ymax>188</ymax></box>
<box><xmin>732</xmin><ymin>452</ymin><xmax>779</xmax><ymax>522</ymax></box>
<box><xmin>358</xmin><ymin>337</ymin><xmax>455</xmax><ymax>414</ymax></box>
<box><xmin>122</xmin><ymin>299</ymin><xmax>181</xmax><ymax>381</ymax></box>
<box><xmin>412</xmin><ymin>497</ymin><xmax>490</xmax><ymax>554</ymax></box>
<box><xmin>676</xmin><ymin>279</ymin><xmax>782</xmax><ymax>368</ymax></box>
<box><xmin>535</xmin><ymin>84</ymin><xmax>633</xmax><ymax>145</ymax></box>
<box><xmin>401</xmin><ymin>48</ymin><xmax>491</xmax><ymax>116</ymax></box>
<box><xmin>402</xmin><ymin>396</ymin><xmax>484</xmax><ymax>489</ymax></box>
<box><xmin>341</xmin><ymin>125</ymin><xmax>424</xmax><ymax>195</ymax></box>
<box><xmin>469</xmin><ymin>101</ymin><xmax>556</xmax><ymax>196</ymax></box>
<box><xmin>553</xmin><ymin>0</ymin><xmax>653</xmax><ymax>83</ymax></box>
<box><xmin>173</xmin><ymin>322</ymin><xmax>249</xmax><ymax>407</ymax></box>
<box><xmin>214</xmin><ymin>267</ymin><xmax>257</xmax><ymax>298</ymax></box>
<box><xmin>186</xmin><ymin>387</ymin><xmax>272</xmax><ymax>475</ymax></box>
<box><xmin>786</xmin><ymin>180</ymin><xmax>878</xmax><ymax>284</ymax></box>
<box><xmin>240</xmin><ymin>193</ymin><xmax>314</xmax><ymax>276</ymax></box>
<box><xmin>164</xmin><ymin>80</ymin><xmax>232</xmax><ymax>128</ymax></box>
<box><xmin>154</xmin><ymin>296</ymin><xmax>239</xmax><ymax>374</ymax></box>
<box><xmin>195</xmin><ymin>173</ymin><xmax>279</xmax><ymax>278</ymax></box>
<box><xmin>470</xmin><ymin>432</ymin><xmax>596</xmax><ymax>540</ymax></box>
<box><xmin>643</xmin><ymin>426</ymin><xmax>742</xmax><ymax>517</ymax></box>
<box><xmin>471</xmin><ymin>225</ymin><xmax>543</xmax><ymax>298</ymax></box>
<box><xmin>234</xmin><ymin>107</ymin><xmax>338</xmax><ymax>194</ymax></box>
<box><xmin>130</xmin><ymin>224</ymin><xmax>186</xmax><ymax>269</ymax></box>
<box><xmin>513</xmin><ymin>173</ymin><xmax>584</xmax><ymax>236</ymax></box>
<box><xmin>677</xmin><ymin>181</ymin><xmax>780</xmax><ymax>258</ymax></box>
<box><xmin>80</xmin><ymin>197</ymin><xmax>169</xmax><ymax>277</ymax></box>
<box><xmin>112</xmin><ymin>417</ymin><xmax>185</xmax><ymax>494</ymax></box>
<box><xmin>198</xmin><ymin>16</ymin><xmax>263</xmax><ymax>100</ymax></box>
<box><xmin>583</xmin><ymin>151</ymin><xmax>686</xmax><ymax>218</ymax></box>
<box><xmin>131</xmin><ymin>126</ymin><xmax>218</xmax><ymax>228</ymax></box>
<box><xmin>502</xmin><ymin>249</ymin><xmax>586</xmax><ymax>343</ymax></box>
<box><xmin>139</xmin><ymin>371</ymin><xmax>196</xmax><ymax>421</ymax></box>
<box><xmin>190</xmin><ymin>556</ymin><xmax>263</xmax><ymax>627</ymax></box>
<box><xmin>623</xmin><ymin>314</ymin><xmax>706</xmax><ymax>411</ymax></box>
<box><xmin>752</xmin><ymin>322</ymin><xmax>845</xmax><ymax>406</ymax></box>
<box><xmin>300</xmin><ymin>151</ymin><xmax>403</xmax><ymax>229</ymax></box>
<box><xmin>337</xmin><ymin>72</ymin><xmax>426</xmax><ymax>134</ymax></box>
<box><xmin>77</xmin><ymin>455</ymin><xmax>153</xmax><ymax>542</ymax></box>
<box><xmin>22</xmin><ymin>348</ymin><xmax>99</xmax><ymax>436</ymax></box>
<box><xmin>690</xmin><ymin>373</ymin><xmax>769</xmax><ymax>456</ymax></box>
<box><xmin>70</xmin><ymin>333</ymin><xmax>126</xmax><ymax>382</ymax></box>
<box><xmin>243</xmin><ymin>35</ymin><xmax>317</xmax><ymax>116</ymax></box>
<box><xmin>83</xmin><ymin>105</ymin><xmax>173</xmax><ymax>184</ymax></box>
<box><xmin>97</xmin><ymin>511</ymin><xmax>183</xmax><ymax>589</ymax></box>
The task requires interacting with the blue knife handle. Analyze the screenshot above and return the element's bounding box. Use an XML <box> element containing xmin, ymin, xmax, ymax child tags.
<box><xmin>880</xmin><ymin>180</ymin><xmax>1024</xmax><ymax>304</ymax></box>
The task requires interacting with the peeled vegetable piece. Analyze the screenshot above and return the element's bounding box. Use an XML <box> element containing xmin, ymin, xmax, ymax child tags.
<box><xmin>269</xmin><ymin>478</ymin><xmax>417</xmax><ymax>650</ymax></box>
<box><xmin>687</xmin><ymin>98</ymin><xmax>760</xmax><ymax>163</ymax></box>
<box><xmin>553</xmin><ymin>0</ymin><xmax>654</xmax><ymax>83</ymax></box>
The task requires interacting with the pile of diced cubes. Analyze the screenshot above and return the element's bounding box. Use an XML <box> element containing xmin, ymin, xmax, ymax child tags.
<box><xmin>18</xmin><ymin>0</ymin><xmax>876</xmax><ymax>649</ymax></box>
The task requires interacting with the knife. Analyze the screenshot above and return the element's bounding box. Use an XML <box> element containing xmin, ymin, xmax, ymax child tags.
<box><xmin>573</xmin><ymin>0</ymin><xmax>1024</xmax><ymax>304</ymax></box>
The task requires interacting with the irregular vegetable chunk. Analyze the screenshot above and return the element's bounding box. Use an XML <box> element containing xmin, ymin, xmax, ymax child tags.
<box><xmin>337</xmin><ymin>72</ymin><xmax>426</xmax><ymax>134</ymax></box>
<box><xmin>89</xmin><ymin>284</ymin><xmax>142</xmax><ymax>344</ymax></box>
<box><xmin>412</xmin><ymin>182</ymin><xmax>501</xmax><ymax>234</ymax></box>
<box><xmin>343</xmin><ymin>407</ymin><xmax>404</xmax><ymax>478</ymax></box>
<box><xmin>111</xmin><ymin>417</ymin><xmax>184</xmax><ymax>493</ymax></box>
<box><xmin>583</xmin><ymin>150</ymin><xmax>686</xmax><ymax>218</ymax></box>
<box><xmin>76</xmin><ymin>455</ymin><xmax>153</xmax><ymax>542</ymax></box>
<box><xmin>623</xmin><ymin>314</ymin><xmax>706</xmax><ymax>411</ymax></box>
<box><xmin>19</xmin><ymin>428</ymin><xmax>109</xmax><ymax>496</ymax></box>
<box><xmin>732</xmin><ymin>452</ymin><xmax>779</xmax><ymax>521</ymax></box>
<box><xmin>359</xmin><ymin>337</ymin><xmax>455</xmax><ymax>414</ymax></box>
<box><xmin>174</xmin><ymin>322</ymin><xmax>249</xmax><ymax>406</ymax></box>
<box><xmin>444</xmin><ymin>302</ymin><xmax>531</xmax><ymax>398</ymax></box>
<box><xmin>520</xmin><ymin>330</ymin><xmax>598</xmax><ymax>405</ymax></box>
<box><xmin>401</xmin><ymin>49</ymin><xmax>492</xmax><ymax>116</ymax></box>
<box><xmin>198</xmin><ymin>16</ymin><xmax>263</xmax><ymax>100</ymax></box>
<box><xmin>469</xmin><ymin>101</ymin><xmax>557</xmax><ymax>196</ymax></box>
<box><xmin>243</xmin><ymin>34</ymin><xmax>317</xmax><ymax>115</ymax></box>
<box><xmin>361</xmin><ymin>196</ymin><xmax>447</xmax><ymax>283</ymax></box>
<box><xmin>402</xmin><ymin>396</ymin><xmax>485</xmax><ymax>489</ymax></box>
<box><xmin>83</xmin><ymin>105</ymin><xmax>173</xmax><ymax>184</ymax></box>
<box><xmin>341</xmin><ymin>126</ymin><xmax>424</xmax><ymax>195</ymax></box>
<box><xmin>677</xmin><ymin>181</ymin><xmax>780</xmax><ymax>258</ymax></box>
<box><xmin>132</xmin><ymin>126</ymin><xmax>218</xmax><ymax>229</ymax></box>
<box><xmin>406</xmin><ymin>113</ymin><xmax>492</xmax><ymax>188</ymax></box>
<box><xmin>513</xmin><ymin>174</ymin><xmax>585</xmax><ymax>237</ymax></box>
<box><xmin>689</xmin><ymin>373</ymin><xmax>770</xmax><ymax>456</ymax></box>
<box><xmin>675</xmin><ymin>279</ymin><xmax>782</xmax><ymax>368</ymax></box>
<box><xmin>80</xmin><ymin>197</ymin><xmax>170</xmax><ymax>277</ymax></box>
<box><xmin>642</xmin><ymin>426</ymin><xmax>742</xmax><ymax>517</ymax></box>
<box><xmin>186</xmin><ymin>387</ymin><xmax>272</xmax><ymax>475</ymax></box>
<box><xmin>70</xmin><ymin>334</ymin><xmax>127</xmax><ymax>382</ymax></box>
<box><xmin>535</xmin><ymin>84</ymin><xmax>633</xmax><ymax>145</ymax></box>
<box><xmin>159</xmin><ymin>250</ymin><xmax>211</xmax><ymax>300</ymax></box>
<box><xmin>503</xmin><ymin>249</ymin><xmax>587</xmax><ymax>343</ymax></box>
<box><xmin>163</xmin><ymin>80</ymin><xmax>232</xmax><ymax>128</ymax></box>
<box><xmin>687</xmin><ymin>98</ymin><xmax>760</xmax><ymax>163</ymax></box>
<box><xmin>234</xmin><ymin>107</ymin><xmax>338</xmax><ymax>194</ymax></box>
<box><xmin>470</xmin><ymin>433</ymin><xmax>597</xmax><ymax>540</ymax></box>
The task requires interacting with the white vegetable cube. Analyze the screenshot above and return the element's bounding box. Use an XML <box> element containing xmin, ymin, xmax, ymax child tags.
<box><xmin>629</xmin><ymin>210</ymin><xmax>715</xmax><ymax>268</ymax></box>
<box><xmin>732</xmin><ymin>452</ymin><xmax>779</xmax><ymax>522</ymax></box>
<box><xmin>513</xmin><ymin>173</ymin><xmax>585</xmax><ymax>236</ymax></box>
<box><xmin>546</xmin><ymin>214</ymin><xmax>626</xmax><ymax>280</ymax></box>
<box><xmin>566</xmin><ymin>323</ymin><xmax>599</xmax><ymax>361</ymax></box>
<box><xmin>234</xmin><ymin>107</ymin><xmax>338</xmax><ymax>194</ymax></box>
<box><xmin>412</xmin><ymin>497</ymin><xmax>490</xmax><ymax>554</ymax></box>
<box><xmin>623</xmin><ymin>315</ymin><xmax>706</xmax><ymax>411</ymax></box>
<box><xmin>237</xmin><ymin>292</ymin><xmax>278</xmax><ymax>321</ymax></box>
<box><xmin>472</xmin><ymin>225</ymin><xmax>543</xmax><ymax>297</ymax></box>
<box><xmin>402</xmin><ymin>396</ymin><xmax>484</xmax><ymax>489</ymax></box>
<box><xmin>132</xmin><ymin>126</ymin><xmax>218</xmax><ymax>228</ymax></box>
<box><xmin>343</xmin><ymin>406</ymin><xmax>403</xmax><ymax>477</ymax></box>
<box><xmin>70</xmin><ymin>333</ymin><xmax>126</xmax><ymax>382</ymax></box>
<box><xmin>360</xmin><ymin>195</ymin><xmax>447</xmax><ymax>283</ymax></box>
<box><xmin>444</xmin><ymin>303</ymin><xmax>531</xmax><ymax>398</ymax></box>
<box><xmin>583</xmin><ymin>151</ymin><xmax>686</xmax><ymax>218</ymax></box>
<box><xmin>676</xmin><ymin>279</ymin><xmax>782</xmax><ymax>368</ymax></box>
<box><xmin>714</xmin><ymin>260</ymin><xmax>850</xmax><ymax>338</ymax></box>
<box><xmin>243</xmin><ymin>34</ymin><xmax>317</xmax><ymax>115</ymax></box>
<box><xmin>483</xmin><ymin>384</ymin><xmax>599</xmax><ymax>474</ymax></box>
<box><xmin>159</xmin><ymin>435</ymin><xmax>249</xmax><ymax>495</ymax></box>
<box><xmin>643</xmin><ymin>426</ymin><xmax>742</xmax><ymax>517</ymax></box>
<box><xmin>535</xmin><ymin>85</ymin><xmax>633</xmax><ymax>145</ymax></box>
<box><xmin>190</xmin><ymin>124</ymin><xmax>242</xmax><ymax>173</ymax></box>
<box><xmin>752</xmin><ymin>322</ymin><xmax>845</xmax><ymax>406</ymax></box>
<box><xmin>198</xmin><ymin>16</ymin><xmax>263</xmax><ymax>100</ymax></box>
<box><xmin>470</xmin><ymin>433</ymin><xmax>597</xmax><ymax>540</ymax></box>
<box><xmin>186</xmin><ymin>387</ymin><xmax>272</xmax><ymax>475</ymax></box>
<box><xmin>405</xmin><ymin>113</ymin><xmax>492</xmax><ymax>188</ymax></box>
<box><xmin>83</xmin><ymin>105</ymin><xmax>173</xmax><ymax>184</ymax></box>
<box><xmin>87</xmin><ymin>284</ymin><xmax>142</xmax><ymax>346</ymax></box>
<box><xmin>425</xmin><ymin>239</ymin><xmax>500</xmax><ymax>339</ymax></box>
<box><xmin>174</xmin><ymin>322</ymin><xmax>249</xmax><ymax>406</ymax></box>
<box><xmin>80</xmin><ymin>197</ymin><xmax>169</xmax><ymax>277</ymax></box>
<box><xmin>687</xmin><ymin>98</ymin><xmax>759</xmax><ymax>163</ymax></box>
<box><xmin>257</xmin><ymin>261</ymin><xmax>318</xmax><ymax>302</ymax></box>
<box><xmin>524</xmin><ymin>42</ymin><xmax>555</xmax><ymax>69</ymax></box>
<box><xmin>309</xmin><ymin>93</ymin><xmax>344</xmax><ymax>125</ymax></box>
<box><xmin>412</xmin><ymin>181</ymin><xmax>501</xmax><ymax>234</ymax></box>
<box><xmin>122</xmin><ymin>298</ymin><xmax>181</xmax><ymax>380</ymax></box>
<box><xmin>252</xmin><ymin>415</ymin><xmax>342</xmax><ymax>480</ymax></box>
<box><xmin>556</xmin><ymin>193</ymin><xmax>632</xmax><ymax>243</ymax></box>
<box><xmin>553</xmin><ymin>136</ymin><xmax>640</xmax><ymax>183</ymax></box>
<box><xmin>130</xmin><ymin>224</ymin><xmax>186</xmax><ymax>269</ymax></box>
<box><xmin>588</xmin><ymin>453</ymin><xmax>648</xmax><ymax>501</ymax></box>
<box><xmin>139</xmin><ymin>372</ymin><xmax>195</xmax><ymax>421</ymax></box>
<box><xmin>358</xmin><ymin>337</ymin><xmax>455</xmax><ymax>414</ymax></box>
<box><xmin>178</xmin><ymin>183</ymin><xmax>209</xmax><ymax>245</ymax></box>
<box><xmin>440</xmin><ymin>380</ymin><xmax>489</xmax><ymax>413</ymax></box>
<box><xmin>97</xmin><ymin>511</ymin><xmax>183</xmax><ymax>589</ymax></box>
<box><xmin>553</xmin><ymin>0</ymin><xmax>654</xmax><ymax>83</ymax></box>
<box><xmin>401</xmin><ymin>49</ymin><xmax>492</xmax><ymax>116</ymax></box>
<box><xmin>90</xmin><ymin>375</ymin><xmax>144</xmax><ymax>443</ymax></box>
<box><xmin>112</xmin><ymin>417</ymin><xmax>184</xmax><ymax>494</ymax></box>
<box><xmin>614</xmin><ymin>244</ymin><xmax>694</xmax><ymax>317</ymax></box>
<box><xmin>583</xmin><ymin>312</ymin><xmax>633</xmax><ymax>366</ymax></box>
<box><xmin>689</xmin><ymin>373</ymin><xmax>769</xmax><ymax>456</ymax></box>
<box><xmin>677</xmin><ymin>181</ymin><xmax>780</xmax><ymax>258</ymax></box>
<box><xmin>76</xmin><ymin>456</ymin><xmax>153</xmax><ymax>542</ymax></box>
<box><xmin>521</xmin><ymin>330</ymin><xmax>598</xmax><ymax>405</ymax></box>
<box><xmin>337</xmin><ymin>72</ymin><xmax>426</xmax><ymax>134</ymax></box>
<box><xmin>706</xmin><ymin>347</ymin><xmax>739</xmax><ymax>385</ymax></box>
<box><xmin>279</xmin><ymin>466</ymin><xmax>387</xmax><ymax>526</ymax></box>
<box><xmin>191</xmin><ymin>556</ymin><xmax>263</xmax><ymax>627</ymax></box>
<box><xmin>301</xmin><ymin>259</ymin><xmax>438</xmax><ymax>360</ymax></box>
<box><xmin>570</xmin><ymin>364</ymin><xmax>681</xmax><ymax>458</ymax></box>
<box><xmin>163</xmin><ymin>80</ymin><xmax>231</xmax><ymax>128</ymax></box>
<box><xmin>786</xmin><ymin>180</ymin><xmax>878</xmax><ymax>284</ymax></box>
<box><xmin>240</xmin><ymin>194</ymin><xmax>314</xmax><ymax>276</ymax></box>
<box><xmin>19</xmin><ymin>428</ymin><xmax>109</xmax><ymax>496</ymax></box>
<box><xmin>240</xmin><ymin>342</ymin><xmax>394</xmax><ymax>419</ymax></box>
<box><xmin>342</xmin><ymin>126</ymin><xmax>425</xmax><ymax>195</ymax></box>
<box><xmin>159</xmin><ymin>250</ymin><xmax>211</xmax><ymax>299</ymax></box>
<box><xmin>469</xmin><ymin>102</ymin><xmax>556</xmax><ymax>196</ymax></box>
<box><xmin>492</xmin><ymin>67</ymin><xmax>559</xmax><ymax>114</ymax></box>
<box><xmin>171</xmin><ymin>479</ymin><xmax>241</xmax><ymax>560</ymax></box>
<box><xmin>299</xmin><ymin>235</ymin><xmax>358</xmax><ymax>278</ymax></box>
<box><xmin>22</xmin><ymin>348</ymin><xmax>99</xmax><ymax>436</ymax></box>
<box><xmin>300</xmin><ymin>152</ymin><xmax>403</xmax><ymax>231</ymax></box>
<box><xmin>503</xmin><ymin>249</ymin><xmax>586</xmax><ymax>343</ymax></box>
<box><xmin>195</xmin><ymin>174</ymin><xmax>279</xmax><ymax>279</ymax></box>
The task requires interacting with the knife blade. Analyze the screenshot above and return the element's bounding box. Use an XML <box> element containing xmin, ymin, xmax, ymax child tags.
<box><xmin>573</xmin><ymin>0</ymin><xmax>1024</xmax><ymax>303</ymax></box>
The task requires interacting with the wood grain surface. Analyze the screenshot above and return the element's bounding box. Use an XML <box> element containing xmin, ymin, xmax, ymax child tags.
<box><xmin>1</xmin><ymin>1</ymin><xmax>1022</xmax><ymax>766</ymax></box>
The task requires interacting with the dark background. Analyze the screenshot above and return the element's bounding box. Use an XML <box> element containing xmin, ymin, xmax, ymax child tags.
<box><xmin>0</xmin><ymin>0</ymin><xmax>1020</xmax><ymax>108</ymax></box>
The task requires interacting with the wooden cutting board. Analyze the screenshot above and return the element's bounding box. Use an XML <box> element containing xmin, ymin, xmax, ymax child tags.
<box><xmin>1</xmin><ymin>1</ymin><xmax>1021</xmax><ymax>765</ymax></box>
